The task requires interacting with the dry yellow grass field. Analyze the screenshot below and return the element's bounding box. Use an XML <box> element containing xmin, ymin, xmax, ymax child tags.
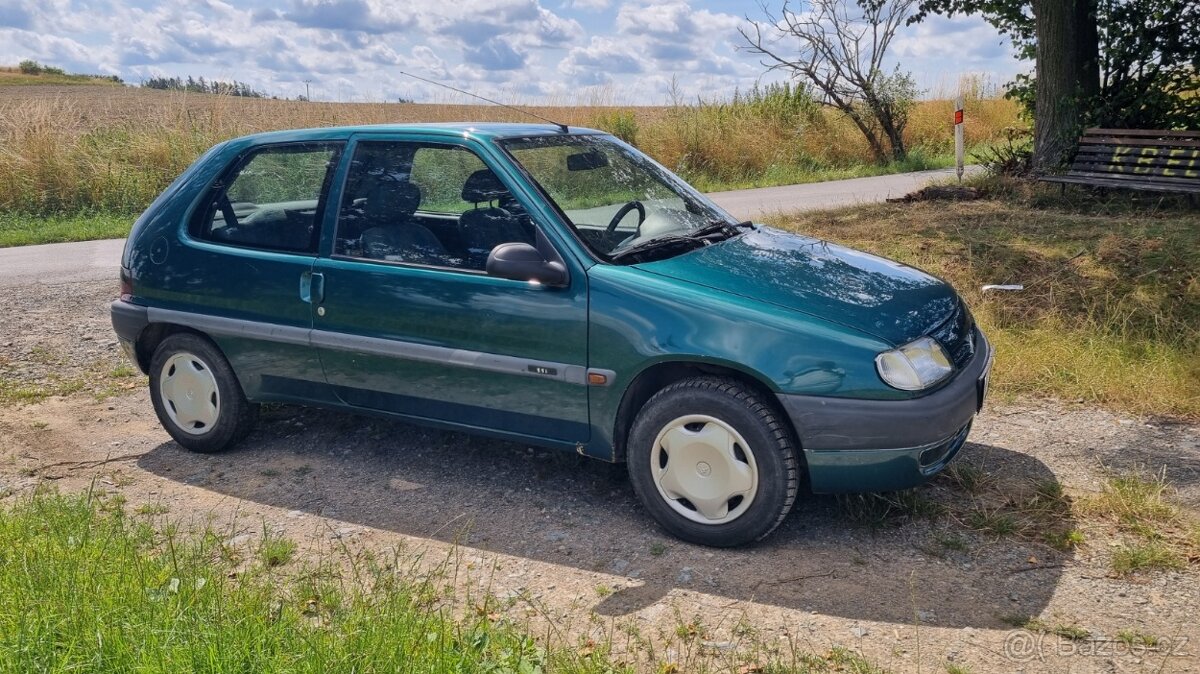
<box><xmin>0</xmin><ymin>83</ymin><xmax>1021</xmax><ymax>214</ymax></box>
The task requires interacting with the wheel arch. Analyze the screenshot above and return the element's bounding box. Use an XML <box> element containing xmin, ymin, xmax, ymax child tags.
<box><xmin>134</xmin><ymin>322</ymin><xmax>213</xmax><ymax>374</ymax></box>
<box><xmin>610</xmin><ymin>359</ymin><xmax>798</xmax><ymax>463</ymax></box>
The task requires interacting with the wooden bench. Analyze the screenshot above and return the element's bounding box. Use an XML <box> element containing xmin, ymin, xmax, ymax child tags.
<box><xmin>1040</xmin><ymin>128</ymin><xmax>1200</xmax><ymax>196</ymax></box>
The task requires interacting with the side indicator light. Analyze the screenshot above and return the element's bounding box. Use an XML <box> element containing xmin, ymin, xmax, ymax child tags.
<box><xmin>587</xmin><ymin>372</ymin><xmax>608</xmax><ymax>386</ymax></box>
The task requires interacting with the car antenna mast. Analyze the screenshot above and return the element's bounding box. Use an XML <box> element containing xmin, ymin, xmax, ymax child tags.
<box><xmin>396</xmin><ymin>70</ymin><xmax>569</xmax><ymax>133</ymax></box>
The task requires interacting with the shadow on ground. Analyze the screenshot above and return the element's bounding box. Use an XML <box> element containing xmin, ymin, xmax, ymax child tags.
<box><xmin>138</xmin><ymin>405</ymin><xmax>1069</xmax><ymax>628</ymax></box>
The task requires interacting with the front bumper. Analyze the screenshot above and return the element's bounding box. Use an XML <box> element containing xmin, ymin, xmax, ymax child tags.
<box><xmin>779</xmin><ymin>331</ymin><xmax>992</xmax><ymax>493</ymax></box>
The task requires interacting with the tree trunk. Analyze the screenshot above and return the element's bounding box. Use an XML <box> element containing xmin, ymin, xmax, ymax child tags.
<box><xmin>1031</xmin><ymin>0</ymin><xmax>1101</xmax><ymax>170</ymax></box>
<box><xmin>1075</xmin><ymin>0</ymin><xmax>1101</xmax><ymax>102</ymax></box>
<box><xmin>883</xmin><ymin>118</ymin><xmax>907</xmax><ymax>160</ymax></box>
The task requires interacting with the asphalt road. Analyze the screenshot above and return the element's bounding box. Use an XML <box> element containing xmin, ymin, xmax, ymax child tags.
<box><xmin>0</xmin><ymin>167</ymin><xmax>971</xmax><ymax>287</ymax></box>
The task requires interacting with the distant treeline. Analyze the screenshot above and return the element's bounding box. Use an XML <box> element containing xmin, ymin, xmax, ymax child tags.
<box><xmin>141</xmin><ymin>76</ymin><xmax>265</xmax><ymax>98</ymax></box>
<box><xmin>17</xmin><ymin>60</ymin><xmax>123</xmax><ymax>83</ymax></box>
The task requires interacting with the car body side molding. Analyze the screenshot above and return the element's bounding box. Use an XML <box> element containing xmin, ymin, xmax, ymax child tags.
<box><xmin>147</xmin><ymin>307</ymin><xmax>311</xmax><ymax>347</ymax></box>
<box><xmin>145</xmin><ymin>307</ymin><xmax>616</xmax><ymax>387</ymax></box>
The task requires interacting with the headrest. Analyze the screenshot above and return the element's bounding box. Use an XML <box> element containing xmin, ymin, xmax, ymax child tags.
<box><xmin>364</xmin><ymin>179</ymin><xmax>421</xmax><ymax>218</ymax></box>
<box><xmin>462</xmin><ymin>169</ymin><xmax>508</xmax><ymax>203</ymax></box>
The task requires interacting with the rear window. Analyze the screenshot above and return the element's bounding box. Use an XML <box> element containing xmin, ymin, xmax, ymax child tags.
<box><xmin>193</xmin><ymin>142</ymin><xmax>343</xmax><ymax>253</ymax></box>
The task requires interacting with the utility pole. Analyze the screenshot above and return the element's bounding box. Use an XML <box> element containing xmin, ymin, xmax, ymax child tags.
<box><xmin>303</xmin><ymin>79</ymin><xmax>312</xmax><ymax>101</ymax></box>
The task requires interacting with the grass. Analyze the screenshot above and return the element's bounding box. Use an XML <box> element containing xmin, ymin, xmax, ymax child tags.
<box><xmin>0</xmin><ymin>76</ymin><xmax>1019</xmax><ymax>221</ymax></box>
<box><xmin>0</xmin><ymin>211</ymin><xmax>132</xmax><ymax>246</ymax></box>
<box><xmin>134</xmin><ymin>503</ymin><xmax>169</xmax><ymax>516</ymax></box>
<box><xmin>0</xmin><ymin>348</ymin><xmax>142</xmax><ymax>405</ymax></box>
<box><xmin>771</xmin><ymin>178</ymin><xmax>1200</xmax><ymax>420</ymax></box>
<box><xmin>1080</xmin><ymin>471</ymin><xmax>1199</xmax><ymax>573</ymax></box>
<box><xmin>1116</xmin><ymin>629</ymin><xmax>1160</xmax><ymax>647</ymax></box>
<box><xmin>0</xmin><ymin>490</ymin><xmax>892</xmax><ymax>674</ymax></box>
<box><xmin>0</xmin><ymin>490</ymin><xmax>623</xmax><ymax>673</ymax></box>
<box><xmin>836</xmin><ymin>490</ymin><xmax>946</xmax><ymax>528</ymax></box>
<box><xmin>1111</xmin><ymin>542</ymin><xmax>1186</xmax><ymax>573</ymax></box>
<box><xmin>1000</xmin><ymin>616</ymin><xmax>1089</xmax><ymax>640</ymax></box>
<box><xmin>0</xmin><ymin>67</ymin><xmax>122</xmax><ymax>87</ymax></box>
<box><xmin>260</xmin><ymin>529</ymin><xmax>298</xmax><ymax>567</ymax></box>
<box><xmin>0</xmin><ymin>375</ymin><xmax>86</xmax><ymax>403</ymax></box>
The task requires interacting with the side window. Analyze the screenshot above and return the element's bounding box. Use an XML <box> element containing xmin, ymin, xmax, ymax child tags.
<box><xmin>411</xmin><ymin>147</ymin><xmax>487</xmax><ymax>214</ymax></box>
<box><xmin>194</xmin><ymin>142</ymin><xmax>342</xmax><ymax>253</ymax></box>
<box><xmin>334</xmin><ymin>141</ymin><xmax>535</xmax><ymax>272</ymax></box>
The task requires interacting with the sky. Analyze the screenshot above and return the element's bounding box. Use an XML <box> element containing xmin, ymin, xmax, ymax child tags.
<box><xmin>0</xmin><ymin>0</ymin><xmax>1025</xmax><ymax>104</ymax></box>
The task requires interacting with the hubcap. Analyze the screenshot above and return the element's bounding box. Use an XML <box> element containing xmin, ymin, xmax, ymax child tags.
<box><xmin>159</xmin><ymin>352</ymin><xmax>220</xmax><ymax>435</ymax></box>
<box><xmin>650</xmin><ymin>414</ymin><xmax>758</xmax><ymax>525</ymax></box>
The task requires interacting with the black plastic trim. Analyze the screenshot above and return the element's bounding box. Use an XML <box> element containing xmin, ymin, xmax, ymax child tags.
<box><xmin>110</xmin><ymin>300</ymin><xmax>149</xmax><ymax>344</ymax></box>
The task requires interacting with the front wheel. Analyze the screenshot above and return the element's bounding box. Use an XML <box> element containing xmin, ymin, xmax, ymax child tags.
<box><xmin>148</xmin><ymin>333</ymin><xmax>258</xmax><ymax>453</ymax></box>
<box><xmin>626</xmin><ymin>377</ymin><xmax>799</xmax><ymax>547</ymax></box>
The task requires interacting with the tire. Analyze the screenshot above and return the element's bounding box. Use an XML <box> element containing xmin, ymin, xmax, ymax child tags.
<box><xmin>626</xmin><ymin>377</ymin><xmax>799</xmax><ymax>547</ymax></box>
<box><xmin>148</xmin><ymin>333</ymin><xmax>258</xmax><ymax>453</ymax></box>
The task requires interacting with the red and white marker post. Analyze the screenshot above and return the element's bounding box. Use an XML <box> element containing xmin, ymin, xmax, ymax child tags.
<box><xmin>954</xmin><ymin>96</ymin><xmax>965</xmax><ymax>182</ymax></box>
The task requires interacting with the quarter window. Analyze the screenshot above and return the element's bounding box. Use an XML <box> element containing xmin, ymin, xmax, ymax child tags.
<box><xmin>195</xmin><ymin>142</ymin><xmax>343</xmax><ymax>253</ymax></box>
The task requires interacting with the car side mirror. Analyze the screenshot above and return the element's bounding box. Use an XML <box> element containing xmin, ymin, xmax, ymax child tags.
<box><xmin>486</xmin><ymin>243</ymin><xmax>568</xmax><ymax>287</ymax></box>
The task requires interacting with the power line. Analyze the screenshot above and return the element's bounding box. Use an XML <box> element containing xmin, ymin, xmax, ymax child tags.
<box><xmin>396</xmin><ymin>69</ymin><xmax>567</xmax><ymax>133</ymax></box>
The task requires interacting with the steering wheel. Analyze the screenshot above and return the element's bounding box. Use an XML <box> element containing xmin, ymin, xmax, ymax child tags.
<box><xmin>605</xmin><ymin>201</ymin><xmax>646</xmax><ymax>235</ymax></box>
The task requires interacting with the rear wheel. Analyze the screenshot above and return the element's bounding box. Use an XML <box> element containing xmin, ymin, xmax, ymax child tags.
<box><xmin>626</xmin><ymin>377</ymin><xmax>799</xmax><ymax>547</ymax></box>
<box><xmin>149</xmin><ymin>333</ymin><xmax>257</xmax><ymax>453</ymax></box>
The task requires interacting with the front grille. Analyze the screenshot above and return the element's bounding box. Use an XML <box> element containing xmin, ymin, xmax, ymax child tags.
<box><xmin>930</xmin><ymin>301</ymin><xmax>976</xmax><ymax>368</ymax></box>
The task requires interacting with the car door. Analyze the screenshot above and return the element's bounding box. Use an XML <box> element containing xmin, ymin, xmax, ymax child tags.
<box><xmin>310</xmin><ymin>135</ymin><xmax>591</xmax><ymax>444</ymax></box>
<box><xmin>165</xmin><ymin>140</ymin><xmax>345</xmax><ymax>402</ymax></box>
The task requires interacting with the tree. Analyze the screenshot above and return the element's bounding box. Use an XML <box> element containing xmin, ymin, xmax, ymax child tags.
<box><xmin>1030</xmin><ymin>0</ymin><xmax>1099</xmax><ymax>167</ymax></box>
<box><xmin>741</xmin><ymin>0</ymin><xmax>921</xmax><ymax>163</ymax></box>
<box><xmin>1092</xmin><ymin>0</ymin><xmax>1200</xmax><ymax>129</ymax></box>
<box><xmin>912</xmin><ymin>0</ymin><xmax>1199</xmax><ymax>169</ymax></box>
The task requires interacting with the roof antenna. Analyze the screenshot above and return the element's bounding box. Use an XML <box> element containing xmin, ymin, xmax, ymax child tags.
<box><xmin>396</xmin><ymin>70</ymin><xmax>569</xmax><ymax>133</ymax></box>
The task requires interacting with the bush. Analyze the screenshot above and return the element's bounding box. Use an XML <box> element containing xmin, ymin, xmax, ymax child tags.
<box><xmin>17</xmin><ymin>60</ymin><xmax>42</xmax><ymax>75</ymax></box>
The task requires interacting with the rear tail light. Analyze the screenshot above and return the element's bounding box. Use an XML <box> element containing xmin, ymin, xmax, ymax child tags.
<box><xmin>119</xmin><ymin>267</ymin><xmax>133</xmax><ymax>301</ymax></box>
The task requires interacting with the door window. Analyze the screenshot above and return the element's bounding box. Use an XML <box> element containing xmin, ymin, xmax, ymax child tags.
<box><xmin>334</xmin><ymin>141</ymin><xmax>535</xmax><ymax>271</ymax></box>
<box><xmin>194</xmin><ymin>142</ymin><xmax>343</xmax><ymax>253</ymax></box>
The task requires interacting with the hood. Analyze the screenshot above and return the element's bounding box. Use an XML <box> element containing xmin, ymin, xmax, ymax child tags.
<box><xmin>634</xmin><ymin>227</ymin><xmax>961</xmax><ymax>346</ymax></box>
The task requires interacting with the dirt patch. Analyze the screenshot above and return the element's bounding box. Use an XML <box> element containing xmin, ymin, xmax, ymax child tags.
<box><xmin>2</xmin><ymin>279</ymin><xmax>1198</xmax><ymax>673</ymax></box>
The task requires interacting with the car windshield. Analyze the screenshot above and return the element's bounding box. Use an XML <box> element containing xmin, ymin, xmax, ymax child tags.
<box><xmin>499</xmin><ymin>134</ymin><xmax>742</xmax><ymax>262</ymax></box>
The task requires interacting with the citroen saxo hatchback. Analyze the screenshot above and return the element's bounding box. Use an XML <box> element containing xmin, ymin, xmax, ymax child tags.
<box><xmin>112</xmin><ymin>124</ymin><xmax>992</xmax><ymax>546</ymax></box>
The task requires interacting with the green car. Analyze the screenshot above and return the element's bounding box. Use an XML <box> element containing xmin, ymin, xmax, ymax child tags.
<box><xmin>111</xmin><ymin>123</ymin><xmax>992</xmax><ymax>547</ymax></box>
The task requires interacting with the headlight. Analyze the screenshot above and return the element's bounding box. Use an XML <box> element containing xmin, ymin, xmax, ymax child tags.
<box><xmin>875</xmin><ymin>336</ymin><xmax>953</xmax><ymax>391</ymax></box>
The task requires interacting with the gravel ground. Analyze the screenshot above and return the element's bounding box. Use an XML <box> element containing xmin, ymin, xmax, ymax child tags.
<box><xmin>1</xmin><ymin>279</ymin><xmax>1198</xmax><ymax>673</ymax></box>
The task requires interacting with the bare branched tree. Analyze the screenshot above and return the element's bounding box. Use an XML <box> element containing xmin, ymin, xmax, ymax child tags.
<box><xmin>740</xmin><ymin>0</ymin><xmax>920</xmax><ymax>163</ymax></box>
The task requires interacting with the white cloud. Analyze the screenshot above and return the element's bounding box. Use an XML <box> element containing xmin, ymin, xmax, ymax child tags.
<box><xmin>0</xmin><ymin>0</ymin><xmax>1020</xmax><ymax>104</ymax></box>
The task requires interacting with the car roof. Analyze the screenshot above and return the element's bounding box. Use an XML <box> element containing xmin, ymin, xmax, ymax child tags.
<box><xmin>233</xmin><ymin>122</ymin><xmax>607</xmax><ymax>146</ymax></box>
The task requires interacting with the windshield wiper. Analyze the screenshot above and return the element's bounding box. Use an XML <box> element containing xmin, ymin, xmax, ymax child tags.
<box><xmin>609</xmin><ymin>220</ymin><xmax>751</xmax><ymax>263</ymax></box>
<box><xmin>691</xmin><ymin>219</ymin><xmax>752</xmax><ymax>240</ymax></box>
<box><xmin>609</xmin><ymin>235</ymin><xmax>706</xmax><ymax>262</ymax></box>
